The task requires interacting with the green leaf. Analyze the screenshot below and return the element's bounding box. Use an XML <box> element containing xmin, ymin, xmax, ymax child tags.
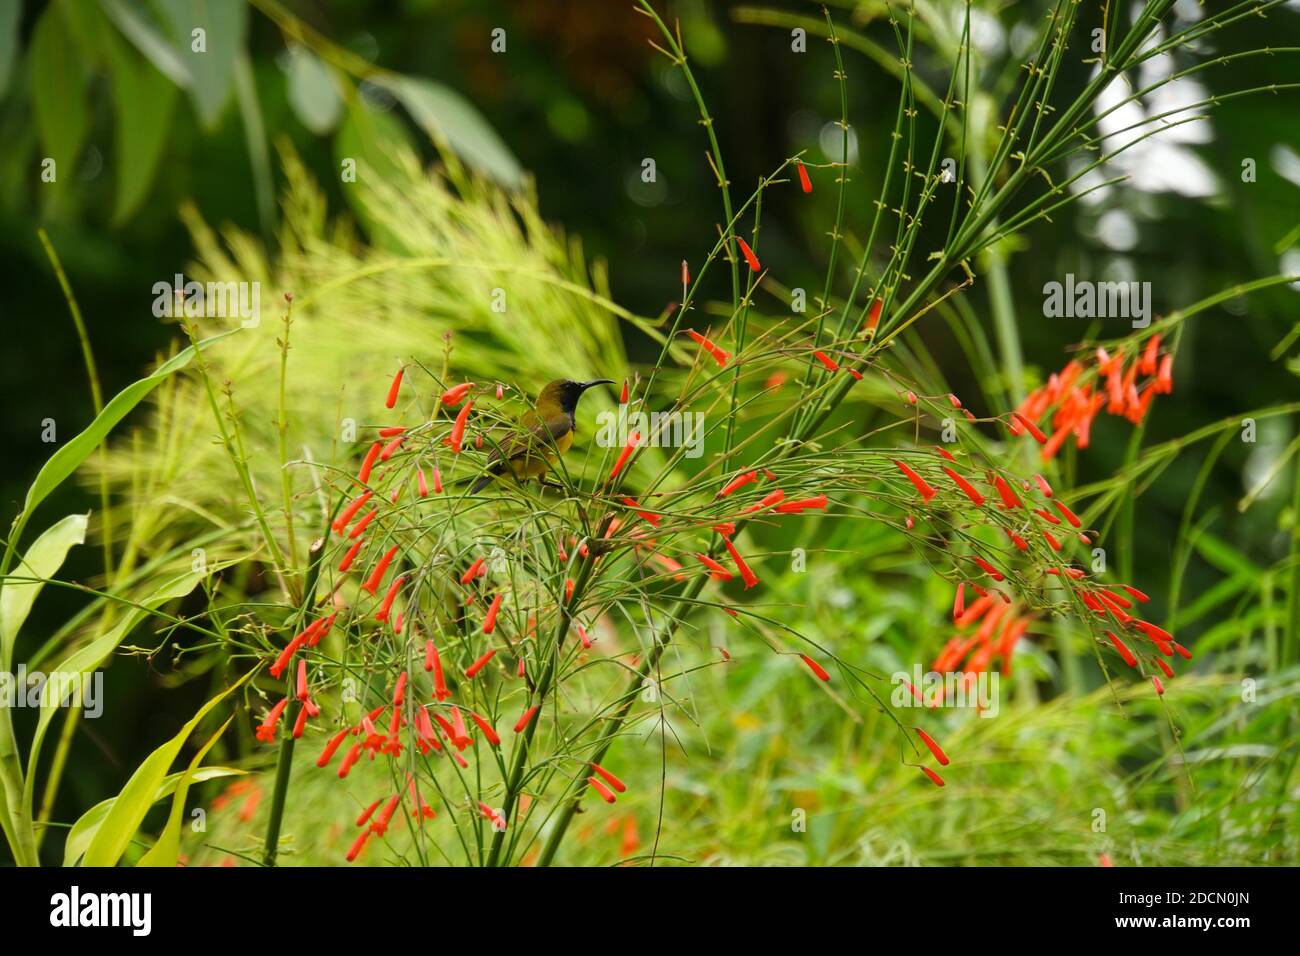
<box><xmin>381</xmin><ymin>75</ymin><xmax>524</xmax><ymax>190</ymax></box>
<box><xmin>23</xmin><ymin>565</ymin><xmax>217</xmax><ymax>817</ymax></box>
<box><xmin>155</xmin><ymin>0</ymin><xmax>247</xmax><ymax>130</ymax></box>
<box><xmin>105</xmin><ymin>28</ymin><xmax>178</xmax><ymax>222</ymax></box>
<box><xmin>335</xmin><ymin>97</ymin><xmax>414</xmax><ymax>187</ymax></box>
<box><xmin>137</xmin><ymin>716</ymin><xmax>232</xmax><ymax>866</ymax></box>
<box><xmin>82</xmin><ymin>672</ymin><xmax>250</xmax><ymax>866</ymax></box>
<box><xmin>0</xmin><ymin>513</ymin><xmax>88</xmax><ymax>671</ymax></box>
<box><xmin>0</xmin><ymin>0</ymin><xmax>23</xmax><ymax>96</ymax></box>
<box><xmin>286</xmin><ymin>45</ymin><xmax>340</xmax><ymax>135</ymax></box>
<box><xmin>21</xmin><ymin>329</ymin><xmax>238</xmax><ymax>521</ymax></box>
<box><xmin>64</xmin><ymin>766</ymin><xmax>243</xmax><ymax>866</ymax></box>
<box><xmin>29</xmin><ymin>3</ymin><xmax>88</xmax><ymax>186</ymax></box>
<box><xmin>98</xmin><ymin>0</ymin><xmax>192</xmax><ymax>88</ymax></box>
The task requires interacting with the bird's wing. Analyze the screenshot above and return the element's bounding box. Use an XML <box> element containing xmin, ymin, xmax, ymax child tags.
<box><xmin>485</xmin><ymin>411</ymin><xmax>573</xmax><ymax>469</ymax></box>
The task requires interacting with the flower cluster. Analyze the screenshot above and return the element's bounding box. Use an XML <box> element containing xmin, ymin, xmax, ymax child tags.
<box><xmin>1010</xmin><ymin>334</ymin><xmax>1174</xmax><ymax>459</ymax></box>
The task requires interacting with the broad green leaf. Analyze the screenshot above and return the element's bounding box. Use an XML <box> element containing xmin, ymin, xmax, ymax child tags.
<box><xmin>22</xmin><ymin>561</ymin><xmax>231</xmax><ymax>814</ymax></box>
<box><xmin>105</xmin><ymin>27</ymin><xmax>178</xmax><ymax>222</ymax></box>
<box><xmin>21</xmin><ymin>329</ymin><xmax>237</xmax><ymax>520</ymax></box>
<box><xmin>29</xmin><ymin>3</ymin><xmax>88</xmax><ymax>186</ymax></box>
<box><xmin>335</xmin><ymin>97</ymin><xmax>414</xmax><ymax>189</ymax></box>
<box><xmin>382</xmin><ymin>75</ymin><xmax>524</xmax><ymax>190</ymax></box>
<box><xmin>98</xmin><ymin>0</ymin><xmax>192</xmax><ymax>88</ymax></box>
<box><xmin>60</xmin><ymin>0</ymin><xmax>111</xmax><ymax>66</ymax></box>
<box><xmin>286</xmin><ymin>45</ymin><xmax>340</xmax><ymax>135</ymax></box>
<box><xmin>83</xmin><ymin>672</ymin><xmax>249</xmax><ymax>866</ymax></box>
<box><xmin>137</xmin><ymin>717</ymin><xmax>232</xmax><ymax>866</ymax></box>
<box><xmin>0</xmin><ymin>512</ymin><xmax>88</xmax><ymax>671</ymax></box>
<box><xmin>155</xmin><ymin>0</ymin><xmax>247</xmax><ymax>130</ymax></box>
<box><xmin>65</xmin><ymin>766</ymin><xmax>243</xmax><ymax>866</ymax></box>
<box><xmin>0</xmin><ymin>0</ymin><xmax>22</xmax><ymax>96</ymax></box>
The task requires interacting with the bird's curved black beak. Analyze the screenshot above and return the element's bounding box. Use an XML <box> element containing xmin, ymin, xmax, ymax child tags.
<box><xmin>578</xmin><ymin>379</ymin><xmax>615</xmax><ymax>392</ymax></box>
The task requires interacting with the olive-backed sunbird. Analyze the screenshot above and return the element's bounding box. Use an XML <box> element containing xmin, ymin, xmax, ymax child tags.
<box><xmin>470</xmin><ymin>378</ymin><xmax>613</xmax><ymax>492</ymax></box>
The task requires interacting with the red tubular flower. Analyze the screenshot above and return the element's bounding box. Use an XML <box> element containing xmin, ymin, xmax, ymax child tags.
<box><xmin>577</xmin><ymin>624</ymin><xmax>593</xmax><ymax>648</ymax></box>
<box><xmin>346</xmin><ymin>828</ymin><xmax>371</xmax><ymax>862</ymax></box>
<box><xmin>1121</xmin><ymin>584</ymin><xmax>1150</xmax><ymax>603</ymax></box>
<box><xmin>338</xmin><ymin>742</ymin><xmax>363</xmax><ymax>778</ymax></box>
<box><xmin>1007</xmin><ymin>530</ymin><xmax>1029</xmax><ymax>551</ymax></box>
<box><xmin>375</xmin><ymin>575</ymin><xmax>404</xmax><ymax>622</ymax></box>
<box><xmin>744</xmin><ymin>489</ymin><xmax>786</xmax><ymax>513</ymax></box>
<box><xmin>813</xmin><ymin>351</ymin><xmax>839</xmax><ymax>371</ymax></box>
<box><xmin>448</xmin><ymin>400</ymin><xmax>473</xmax><ymax>453</ymax></box>
<box><xmin>1152</xmin><ymin>675</ymin><xmax>1165</xmax><ymax>696</ymax></box>
<box><xmin>800</xmin><ymin>654</ymin><xmax>830</xmax><ymax>681</ymax></box>
<box><xmin>430</xmin><ymin>647</ymin><xmax>451</xmax><ymax>700</ymax></box>
<box><xmin>379</xmin><ymin>434</ymin><xmax>405</xmax><ymax>461</ymax></box>
<box><xmin>1172</xmin><ymin>641</ymin><xmax>1192</xmax><ymax>660</ymax></box>
<box><xmin>992</xmin><ymin>475</ymin><xmax>1021</xmax><ymax>509</ymax></box>
<box><xmin>1053</xmin><ymin>500</ymin><xmax>1082</xmax><ymax>528</ymax></box>
<box><xmin>514</xmin><ymin>704</ymin><xmax>539</xmax><ymax>733</ymax></box>
<box><xmin>1033</xmin><ymin>474</ymin><xmax>1054</xmax><ymax>498</ymax></box>
<box><xmin>894</xmin><ymin>460</ymin><xmax>937</xmax><ymax>503</ymax></box>
<box><xmin>385</xmin><ymin>367</ymin><xmax>404</xmax><ymax>409</ymax></box>
<box><xmin>718</xmin><ymin>470</ymin><xmax>758</xmax><ymax>498</ymax></box>
<box><xmin>696</xmin><ymin>553</ymin><xmax>733</xmax><ymax>581</ymax></box>
<box><xmin>440</xmin><ymin>382</ymin><xmax>474</xmax><ymax>405</ymax></box>
<box><xmin>465</xmin><ymin>648</ymin><xmax>497</xmax><ymax>678</ymax></box>
<box><xmin>588</xmin><ymin>776</ymin><xmax>617</xmax><ymax>803</ymax></box>
<box><xmin>1042</xmin><ymin>530</ymin><xmax>1061</xmax><ymax>552</ymax></box>
<box><xmin>564</xmin><ymin>578</ymin><xmax>575</xmax><ymax>602</ymax></box>
<box><xmin>255</xmin><ymin>697</ymin><xmax>289</xmax><ymax>743</ymax></box>
<box><xmin>736</xmin><ymin>236</ymin><xmax>761</xmax><ymax>272</ymax></box>
<box><xmin>915</xmin><ymin>728</ymin><xmax>950</xmax><ymax>766</ymax></box>
<box><xmin>358</xmin><ymin>441</ymin><xmax>383</xmax><ymax>484</ymax></box>
<box><xmin>338</xmin><ymin>538</ymin><xmax>365</xmax><ymax>573</ymax></box>
<box><xmin>620</xmin><ymin>379</ymin><xmax>630</xmax><ymax>404</ymax></box>
<box><xmin>722</xmin><ymin>536</ymin><xmax>760</xmax><ymax>589</ymax></box>
<box><xmin>864</xmin><ymin>298</ymin><xmax>883</xmax><ymax>334</ymax></box>
<box><xmin>920</xmin><ymin>766</ymin><xmax>945</xmax><ymax>787</ymax></box>
<box><xmin>292</xmin><ymin>704</ymin><xmax>310</xmax><ymax>739</ymax></box>
<box><xmin>333</xmin><ymin>491</ymin><xmax>374</xmax><ymax>534</ymax></box>
<box><xmin>591</xmin><ymin>762</ymin><xmax>627</xmax><ymax>793</ymax></box>
<box><xmin>1033</xmin><ymin>508</ymin><xmax>1061</xmax><ymax>525</ymax></box>
<box><xmin>1012</xmin><ymin>412</ymin><xmax>1048</xmax><ymax>444</ymax></box>
<box><xmin>378</xmin><ymin>426</ymin><xmax>405</xmax><ymax>439</ymax></box>
<box><xmin>348</xmin><ymin>508</ymin><xmax>377</xmax><ymax>539</ymax></box>
<box><xmin>774</xmin><ymin>494</ymin><xmax>828</xmax><ymax>514</ymax></box>
<box><xmin>470</xmin><ymin>711</ymin><xmax>501</xmax><ymax>746</ymax></box>
<box><xmin>953</xmin><ymin>583</ymin><xmax>966</xmax><ymax>623</ymax></box>
<box><xmin>449</xmin><ymin>705</ymin><xmax>472</xmax><ymax>747</ymax></box>
<box><xmin>972</xmin><ymin>556</ymin><xmax>1004</xmax><ymax>582</ymax></box>
<box><xmin>685</xmin><ymin>329</ymin><xmax>730</xmax><ymax>367</ymax></box>
<box><xmin>942</xmin><ymin>467</ymin><xmax>986</xmax><ymax>506</ymax></box>
<box><xmin>482</xmin><ymin>593</ymin><xmax>503</xmax><ymax>634</ymax></box>
<box><xmin>1108</xmin><ymin>631</ymin><xmax>1137</xmax><ymax>667</ymax></box>
<box><xmin>432</xmin><ymin>467</ymin><xmax>443</xmax><ymax>493</ymax></box>
<box><xmin>609</xmin><ymin>432</ymin><xmax>640</xmax><ymax>480</ymax></box>
<box><xmin>1155</xmin><ymin>656</ymin><xmax>1174</xmax><ymax>679</ymax></box>
<box><xmin>460</xmin><ymin>557</ymin><xmax>486</xmax><ymax>585</ymax></box>
<box><xmin>796</xmin><ymin>159</ymin><xmax>812</xmax><ymax>193</ymax></box>
<box><xmin>478</xmin><ymin>802</ymin><xmax>504</xmax><ymax>828</ymax></box>
<box><xmin>934</xmin><ymin>446</ymin><xmax>957</xmax><ymax>463</ymax></box>
<box><xmin>361</xmin><ymin>545</ymin><xmax>400</xmax><ymax>595</ymax></box>
<box><xmin>416</xmin><ymin>467</ymin><xmax>429</xmax><ymax>498</ymax></box>
<box><xmin>619</xmin><ymin>497</ymin><xmax>661</xmax><ymax>527</ymax></box>
<box><xmin>317</xmin><ymin>728</ymin><xmax>350</xmax><ymax>767</ymax></box>
<box><xmin>296</xmin><ymin>659</ymin><xmax>309</xmax><ymax>702</ymax></box>
<box><xmin>681</xmin><ymin>259</ymin><xmax>690</xmax><ymax>286</ymax></box>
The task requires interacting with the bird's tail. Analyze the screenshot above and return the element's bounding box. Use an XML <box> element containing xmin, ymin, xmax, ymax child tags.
<box><xmin>469</xmin><ymin>474</ymin><xmax>494</xmax><ymax>494</ymax></box>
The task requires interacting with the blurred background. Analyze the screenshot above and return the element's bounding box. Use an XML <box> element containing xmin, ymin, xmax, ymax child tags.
<box><xmin>1</xmin><ymin>0</ymin><xmax>1298</xmax><ymax>864</ymax></box>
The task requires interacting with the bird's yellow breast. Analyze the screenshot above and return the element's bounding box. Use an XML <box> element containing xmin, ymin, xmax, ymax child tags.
<box><xmin>506</xmin><ymin>426</ymin><xmax>573</xmax><ymax>480</ymax></box>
